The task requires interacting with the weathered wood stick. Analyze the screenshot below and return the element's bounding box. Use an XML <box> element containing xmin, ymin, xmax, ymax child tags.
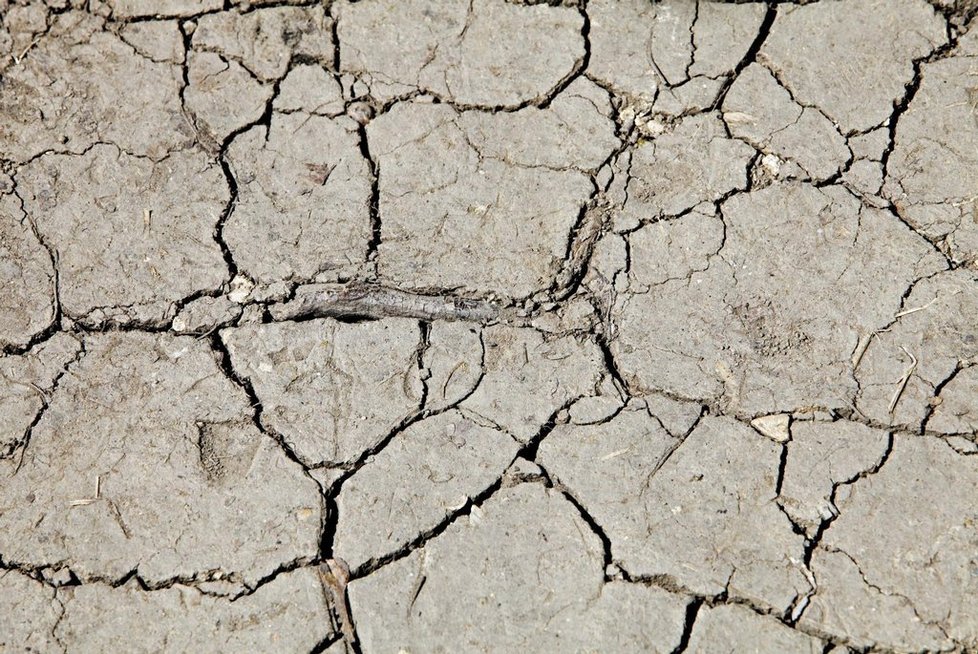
<box><xmin>270</xmin><ymin>282</ymin><xmax>503</xmax><ymax>324</ymax></box>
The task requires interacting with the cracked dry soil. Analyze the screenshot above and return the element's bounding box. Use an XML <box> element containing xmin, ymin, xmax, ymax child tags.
<box><xmin>1</xmin><ymin>0</ymin><xmax>978</xmax><ymax>652</ymax></box>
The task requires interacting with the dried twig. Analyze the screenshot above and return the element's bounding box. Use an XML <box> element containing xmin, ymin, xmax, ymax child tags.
<box><xmin>851</xmin><ymin>333</ymin><xmax>873</xmax><ymax>369</ymax></box>
<box><xmin>894</xmin><ymin>297</ymin><xmax>937</xmax><ymax>318</ymax></box>
<box><xmin>13</xmin><ymin>36</ymin><xmax>42</xmax><ymax>64</ymax></box>
<box><xmin>68</xmin><ymin>475</ymin><xmax>102</xmax><ymax>507</ymax></box>
<box><xmin>888</xmin><ymin>346</ymin><xmax>918</xmax><ymax>414</ymax></box>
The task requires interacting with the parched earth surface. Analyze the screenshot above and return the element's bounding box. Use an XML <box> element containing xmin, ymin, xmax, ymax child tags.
<box><xmin>2</xmin><ymin>0</ymin><xmax>978</xmax><ymax>652</ymax></box>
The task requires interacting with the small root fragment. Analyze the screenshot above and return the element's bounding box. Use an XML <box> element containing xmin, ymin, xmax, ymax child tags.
<box><xmin>319</xmin><ymin>558</ymin><xmax>357</xmax><ymax>651</ymax></box>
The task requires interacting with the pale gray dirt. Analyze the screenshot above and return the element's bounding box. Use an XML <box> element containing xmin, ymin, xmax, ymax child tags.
<box><xmin>1</xmin><ymin>0</ymin><xmax>977</xmax><ymax>653</ymax></box>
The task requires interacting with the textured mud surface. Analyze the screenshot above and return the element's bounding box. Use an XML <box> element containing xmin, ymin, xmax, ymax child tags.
<box><xmin>1</xmin><ymin>0</ymin><xmax>977</xmax><ymax>652</ymax></box>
